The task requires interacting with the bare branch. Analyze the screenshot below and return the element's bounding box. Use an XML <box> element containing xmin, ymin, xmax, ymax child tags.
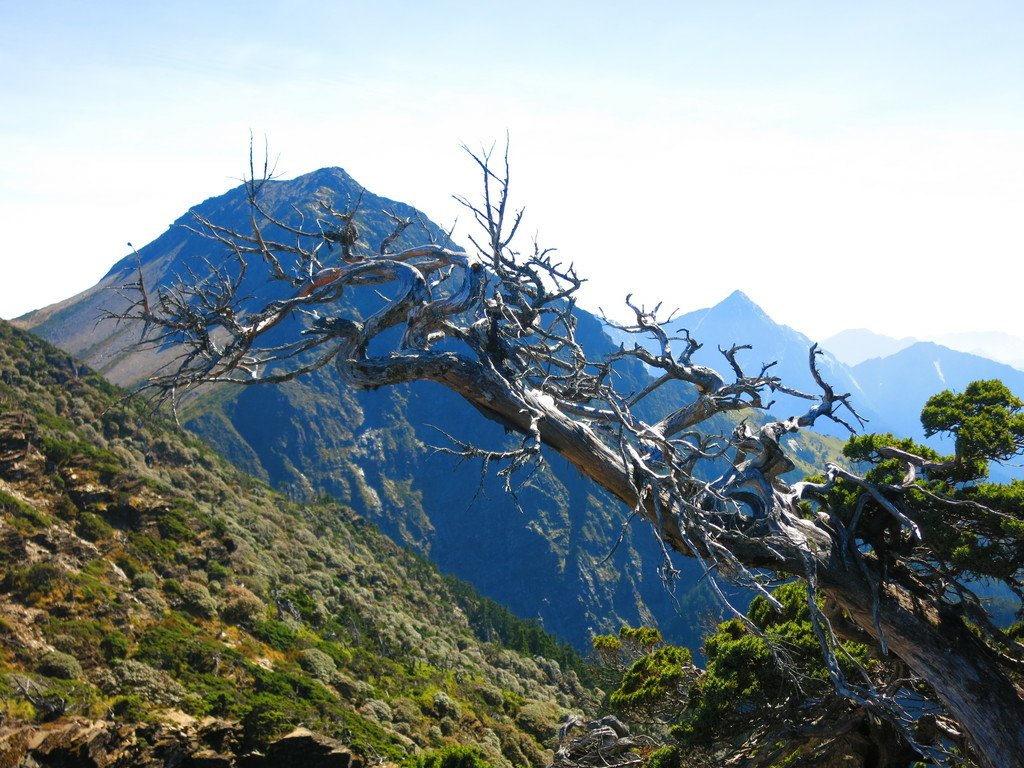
<box><xmin>115</xmin><ymin>143</ymin><xmax>1024</xmax><ymax>768</ymax></box>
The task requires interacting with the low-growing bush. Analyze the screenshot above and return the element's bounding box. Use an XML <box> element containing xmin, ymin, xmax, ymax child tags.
<box><xmin>403</xmin><ymin>744</ymin><xmax>493</xmax><ymax>768</ymax></box>
<box><xmin>76</xmin><ymin>512</ymin><xmax>113</xmax><ymax>541</ymax></box>
<box><xmin>220</xmin><ymin>584</ymin><xmax>264</xmax><ymax>626</ymax></box>
<box><xmin>180</xmin><ymin>580</ymin><xmax>218</xmax><ymax>619</ymax></box>
<box><xmin>241</xmin><ymin>691</ymin><xmax>294</xmax><ymax>747</ymax></box>
<box><xmin>37</xmin><ymin>650</ymin><xmax>83</xmax><ymax>680</ymax></box>
<box><xmin>0</xmin><ymin>489</ymin><xmax>50</xmax><ymax>531</ymax></box>
<box><xmin>252</xmin><ymin>619</ymin><xmax>297</xmax><ymax>651</ymax></box>
<box><xmin>297</xmin><ymin>647</ymin><xmax>338</xmax><ymax>683</ymax></box>
<box><xmin>206</xmin><ymin>561</ymin><xmax>231</xmax><ymax>583</ymax></box>
<box><xmin>104</xmin><ymin>660</ymin><xmax>186</xmax><ymax>706</ymax></box>
<box><xmin>646</xmin><ymin>746</ymin><xmax>683</xmax><ymax>768</ymax></box>
<box><xmin>4</xmin><ymin>561</ymin><xmax>65</xmax><ymax>603</ymax></box>
<box><xmin>132</xmin><ymin>571</ymin><xmax>159</xmax><ymax>590</ymax></box>
<box><xmin>110</xmin><ymin>694</ymin><xmax>152</xmax><ymax>722</ymax></box>
<box><xmin>135</xmin><ymin>619</ymin><xmax>224</xmax><ymax>676</ymax></box>
<box><xmin>101</xmin><ymin>630</ymin><xmax>130</xmax><ymax>662</ymax></box>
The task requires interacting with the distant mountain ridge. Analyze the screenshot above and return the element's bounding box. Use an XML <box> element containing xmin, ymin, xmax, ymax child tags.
<box><xmin>820</xmin><ymin>328</ymin><xmax>918</xmax><ymax>366</ymax></box>
<box><xmin>851</xmin><ymin>342</ymin><xmax>1024</xmax><ymax>452</ymax></box>
<box><xmin>822</xmin><ymin>328</ymin><xmax>1024</xmax><ymax>372</ymax></box>
<box><xmin>614</xmin><ymin>293</ymin><xmax>1024</xmax><ymax>474</ymax></box>
<box><xmin>606</xmin><ymin>290</ymin><xmax>879</xmax><ymax>438</ymax></box>
<box><xmin>932</xmin><ymin>331</ymin><xmax>1024</xmax><ymax>371</ymax></box>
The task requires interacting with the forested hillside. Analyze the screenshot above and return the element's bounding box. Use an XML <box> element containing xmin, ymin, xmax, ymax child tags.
<box><xmin>0</xmin><ymin>319</ymin><xmax>595</xmax><ymax>766</ymax></box>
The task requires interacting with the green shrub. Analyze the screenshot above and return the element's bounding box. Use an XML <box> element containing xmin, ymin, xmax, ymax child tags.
<box><xmin>105</xmin><ymin>660</ymin><xmax>186</xmax><ymax>706</ymax></box>
<box><xmin>403</xmin><ymin>744</ymin><xmax>493</xmax><ymax>768</ymax></box>
<box><xmin>114</xmin><ymin>555</ymin><xmax>142</xmax><ymax>581</ymax></box>
<box><xmin>101</xmin><ymin>631</ymin><xmax>130</xmax><ymax>662</ymax></box>
<box><xmin>135</xmin><ymin>619</ymin><xmax>224</xmax><ymax>676</ymax></box>
<box><xmin>0</xmin><ymin>489</ymin><xmax>51</xmax><ymax>531</ymax></box>
<box><xmin>155</xmin><ymin>505</ymin><xmax>195</xmax><ymax>543</ymax></box>
<box><xmin>37</xmin><ymin>650</ymin><xmax>82</xmax><ymax>680</ymax></box>
<box><xmin>180</xmin><ymin>581</ymin><xmax>218</xmax><ymax>619</ymax></box>
<box><xmin>110</xmin><ymin>694</ymin><xmax>152</xmax><ymax>722</ymax></box>
<box><xmin>128</xmin><ymin>532</ymin><xmax>177</xmax><ymax>561</ymax></box>
<box><xmin>298</xmin><ymin>647</ymin><xmax>338</xmax><ymax>683</ymax></box>
<box><xmin>4</xmin><ymin>561</ymin><xmax>65</xmax><ymax>603</ymax></box>
<box><xmin>242</xmin><ymin>692</ymin><xmax>294</xmax><ymax>747</ymax></box>
<box><xmin>206</xmin><ymin>561</ymin><xmax>231</xmax><ymax>583</ymax></box>
<box><xmin>419</xmin><ymin>692</ymin><xmax>460</xmax><ymax>720</ymax></box>
<box><xmin>43</xmin><ymin>619</ymin><xmax>108</xmax><ymax>666</ymax></box>
<box><xmin>609</xmin><ymin>645</ymin><xmax>694</xmax><ymax>714</ymax></box>
<box><xmin>132</xmin><ymin>571</ymin><xmax>159</xmax><ymax>590</ymax></box>
<box><xmin>38</xmin><ymin>435</ymin><xmax>122</xmax><ymax>476</ymax></box>
<box><xmin>646</xmin><ymin>746</ymin><xmax>683</xmax><ymax>768</ymax></box>
<box><xmin>252</xmin><ymin>619</ymin><xmax>297</xmax><ymax>651</ymax></box>
<box><xmin>220</xmin><ymin>584</ymin><xmax>264</xmax><ymax>626</ymax></box>
<box><xmin>313</xmin><ymin>640</ymin><xmax>352</xmax><ymax>668</ymax></box>
<box><xmin>282</xmin><ymin>587</ymin><xmax>323</xmax><ymax>626</ymax></box>
<box><xmin>76</xmin><ymin>512</ymin><xmax>113</xmax><ymax>541</ymax></box>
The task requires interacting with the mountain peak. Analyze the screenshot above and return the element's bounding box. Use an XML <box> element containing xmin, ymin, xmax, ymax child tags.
<box><xmin>291</xmin><ymin>166</ymin><xmax>357</xmax><ymax>186</ymax></box>
<box><xmin>701</xmin><ymin>289</ymin><xmax>772</xmax><ymax>326</ymax></box>
<box><xmin>721</xmin><ymin>289</ymin><xmax>756</xmax><ymax>306</ymax></box>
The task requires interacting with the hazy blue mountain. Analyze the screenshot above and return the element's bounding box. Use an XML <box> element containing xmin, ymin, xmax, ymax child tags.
<box><xmin>608</xmin><ymin>290</ymin><xmax>880</xmax><ymax>437</ymax></box>
<box><xmin>21</xmin><ymin>168</ymin><xmax>777</xmax><ymax>651</ymax></box>
<box><xmin>851</xmin><ymin>342</ymin><xmax>1024</xmax><ymax>448</ymax></box>
<box><xmin>609</xmin><ymin>293</ymin><xmax>1024</xmax><ymax>481</ymax></box>
<box><xmin>823</xmin><ymin>328</ymin><xmax>1024</xmax><ymax>373</ymax></box>
<box><xmin>820</xmin><ymin>328</ymin><xmax>918</xmax><ymax>366</ymax></box>
<box><xmin>931</xmin><ymin>331</ymin><xmax>1024</xmax><ymax>372</ymax></box>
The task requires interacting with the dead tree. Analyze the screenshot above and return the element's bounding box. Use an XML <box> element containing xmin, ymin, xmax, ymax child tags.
<box><xmin>552</xmin><ymin>715</ymin><xmax>655</xmax><ymax>768</ymax></box>
<box><xmin>112</xmin><ymin>146</ymin><xmax>1024</xmax><ymax>768</ymax></box>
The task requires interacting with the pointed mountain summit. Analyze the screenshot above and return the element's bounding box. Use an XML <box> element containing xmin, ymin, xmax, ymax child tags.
<box><xmin>657</xmin><ymin>294</ymin><xmax>1024</xmax><ymax>477</ymax></box>
<box><xmin>18</xmin><ymin>167</ymin><xmax>443</xmax><ymax>386</ymax></box>
<box><xmin>607</xmin><ymin>290</ymin><xmax>877</xmax><ymax>435</ymax></box>
<box><xmin>683</xmin><ymin>289</ymin><xmax>772</xmax><ymax>330</ymax></box>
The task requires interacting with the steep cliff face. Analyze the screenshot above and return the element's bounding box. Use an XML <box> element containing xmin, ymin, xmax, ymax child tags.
<box><xmin>0</xmin><ymin>320</ymin><xmax>594</xmax><ymax>766</ymax></box>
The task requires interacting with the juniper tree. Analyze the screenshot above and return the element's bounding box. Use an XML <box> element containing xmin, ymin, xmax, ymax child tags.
<box><xmin>113</xmin><ymin>146</ymin><xmax>1024</xmax><ymax>768</ymax></box>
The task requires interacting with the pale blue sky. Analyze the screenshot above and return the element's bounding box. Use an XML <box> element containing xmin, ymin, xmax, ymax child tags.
<box><xmin>2</xmin><ymin>1</ymin><xmax>1022</xmax><ymax>339</ymax></box>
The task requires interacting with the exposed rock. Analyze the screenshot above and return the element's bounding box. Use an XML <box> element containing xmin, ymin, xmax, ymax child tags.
<box><xmin>0</xmin><ymin>719</ymin><xmax>364</xmax><ymax>768</ymax></box>
<box><xmin>247</xmin><ymin>728</ymin><xmax>363</xmax><ymax>768</ymax></box>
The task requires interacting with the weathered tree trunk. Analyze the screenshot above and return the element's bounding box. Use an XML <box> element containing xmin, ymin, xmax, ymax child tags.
<box><xmin>822</xmin><ymin>568</ymin><xmax>1024</xmax><ymax>768</ymax></box>
<box><xmin>120</xmin><ymin>150</ymin><xmax>1024</xmax><ymax>768</ymax></box>
<box><xmin>345</xmin><ymin>353</ymin><xmax>1024</xmax><ymax>768</ymax></box>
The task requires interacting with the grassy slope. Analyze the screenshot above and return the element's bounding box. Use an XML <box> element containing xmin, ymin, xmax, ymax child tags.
<box><xmin>0</xmin><ymin>320</ymin><xmax>596</xmax><ymax>766</ymax></box>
